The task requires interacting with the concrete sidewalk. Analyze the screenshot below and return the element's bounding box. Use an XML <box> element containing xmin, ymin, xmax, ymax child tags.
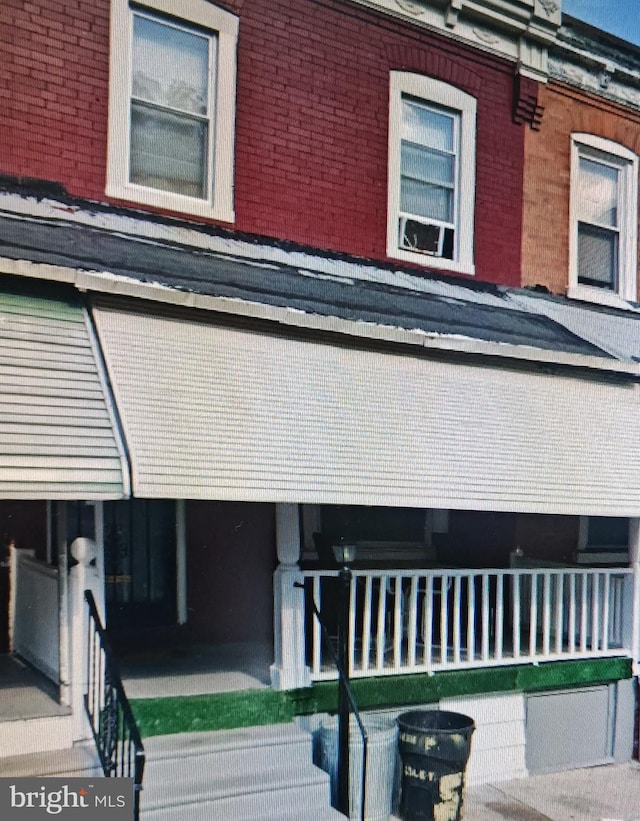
<box><xmin>463</xmin><ymin>762</ymin><xmax>640</xmax><ymax>820</ymax></box>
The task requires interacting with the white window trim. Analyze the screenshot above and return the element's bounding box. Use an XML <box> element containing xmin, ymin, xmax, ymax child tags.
<box><xmin>106</xmin><ymin>0</ymin><xmax>238</xmax><ymax>222</ymax></box>
<box><xmin>568</xmin><ymin>133</ymin><xmax>638</xmax><ymax>306</ymax></box>
<box><xmin>387</xmin><ymin>72</ymin><xmax>476</xmax><ymax>275</ymax></box>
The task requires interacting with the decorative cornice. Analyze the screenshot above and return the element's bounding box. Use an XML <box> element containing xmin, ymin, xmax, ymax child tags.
<box><xmin>349</xmin><ymin>0</ymin><xmax>562</xmax><ymax>81</ymax></box>
<box><xmin>350</xmin><ymin>1</ymin><xmax>640</xmax><ymax>112</ymax></box>
<box><xmin>549</xmin><ymin>22</ymin><xmax>640</xmax><ymax>111</ymax></box>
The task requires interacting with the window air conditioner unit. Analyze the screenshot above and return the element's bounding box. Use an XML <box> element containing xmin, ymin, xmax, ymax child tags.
<box><xmin>399</xmin><ymin>216</ymin><xmax>445</xmax><ymax>256</ymax></box>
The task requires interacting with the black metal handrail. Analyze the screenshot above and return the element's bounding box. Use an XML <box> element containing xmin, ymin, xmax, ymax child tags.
<box><xmin>299</xmin><ymin>580</ymin><xmax>368</xmax><ymax>821</ymax></box>
<box><xmin>84</xmin><ymin>590</ymin><xmax>145</xmax><ymax>820</ymax></box>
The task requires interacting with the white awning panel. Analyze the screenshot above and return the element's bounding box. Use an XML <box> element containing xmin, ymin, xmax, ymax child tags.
<box><xmin>93</xmin><ymin>304</ymin><xmax>640</xmax><ymax>515</ymax></box>
<box><xmin>0</xmin><ymin>291</ymin><xmax>128</xmax><ymax>499</ymax></box>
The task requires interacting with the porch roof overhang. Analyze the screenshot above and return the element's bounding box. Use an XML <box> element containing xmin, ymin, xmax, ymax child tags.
<box><xmin>0</xmin><ymin>286</ymin><xmax>129</xmax><ymax>499</ymax></box>
<box><xmin>92</xmin><ymin>299</ymin><xmax>640</xmax><ymax>517</ymax></box>
<box><xmin>4</xmin><ymin>193</ymin><xmax>640</xmax><ymax>515</ymax></box>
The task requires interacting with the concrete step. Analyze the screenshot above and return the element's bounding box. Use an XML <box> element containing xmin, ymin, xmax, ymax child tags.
<box><xmin>142</xmin><ymin>781</ymin><xmax>343</xmax><ymax>820</ymax></box>
<box><xmin>143</xmin><ymin>722</ymin><xmax>310</xmax><ymax>764</ymax></box>
<box><xmin>0</xmin><ymin>713</ymin><xmax>73</xmax><ymax>757</ymax></box>
<box><xmin>0</xmin><ymin>741</ymin><xmax>101</xmax><ymax>778</ymax></box>
<box><xmin>140</xmin><ymin>723</ymin><xmax>339</xmax><ymax>820</ymax></box>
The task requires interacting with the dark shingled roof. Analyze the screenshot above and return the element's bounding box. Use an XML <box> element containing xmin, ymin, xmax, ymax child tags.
<box><xmin>0</xmin><ymin>211</ymin><xmax>611</xmax><ymax>359</ymax></box>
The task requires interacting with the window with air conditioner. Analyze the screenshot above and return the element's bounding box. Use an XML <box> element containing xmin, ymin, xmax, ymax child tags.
<box><xmin>106</xmin><ymin>0</ymin><xmax>238</xmax><ymax>222</ymax></box>
<box><xmin>568</xmin><ymin>134</ymin><xmax>638</xmax><ymax>306</ymax></box>
<box><xmin>387</xmin><ymin>73</ymin><xmax>476</xmax><ymax>274</ymax></box>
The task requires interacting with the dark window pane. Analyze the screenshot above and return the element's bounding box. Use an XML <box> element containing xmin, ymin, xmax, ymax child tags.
<box><xmin>577</xmin><ymin>222</ymin><xmax>618</xmax><ymax>290</ymax></box>
<box><xmin>321</xmin><ymin>505</ymin><xmax>425</xmax><ymax>543</ymax></box>
<box><xmin>587</xmin><ymin>517</ymin><xmax>629</xmax><ymax>548</ymax></box>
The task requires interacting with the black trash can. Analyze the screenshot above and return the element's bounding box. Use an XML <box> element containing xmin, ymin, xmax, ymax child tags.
<box><xmin>397</xmin><ymin>710</ymin><xmax>475</xmax><ymax>821</ymax></box>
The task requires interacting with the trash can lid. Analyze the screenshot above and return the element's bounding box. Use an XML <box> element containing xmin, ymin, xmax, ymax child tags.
<box><xmin>398</xmin><ymin>710</ymin><xmax>475</xmax><ymax>734</ymax></box>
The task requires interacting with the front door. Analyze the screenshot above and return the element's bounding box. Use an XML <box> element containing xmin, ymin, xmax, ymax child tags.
<box><xmin>104</xmin><ymin>499</ymin><xmax>177</xmax><ymax>630</ymax></box>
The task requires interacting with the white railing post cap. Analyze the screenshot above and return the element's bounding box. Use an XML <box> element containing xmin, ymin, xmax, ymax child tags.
<box><xmin>70</xmin><ymin>537</ymin><xmax>97</xmax><ymax>565</ymax></box>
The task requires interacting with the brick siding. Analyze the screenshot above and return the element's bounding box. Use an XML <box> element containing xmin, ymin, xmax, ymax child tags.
<box><xmin>1</xmin><ymin>0</ymin><xmax>526</xmax><ymax>286</ymax></box>
<box><xmin>522</xmin><ymin>81</ymin><xmax>640</xmax><ymax>298</ymax></box>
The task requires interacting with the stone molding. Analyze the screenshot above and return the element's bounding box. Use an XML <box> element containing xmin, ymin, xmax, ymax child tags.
<box><xmin>348</xmin><ymin>0</ymin><xmax>562</xmax><ymax>81</ymax></box>
<box><xmin>549</xmin><ymin>24</ymin><xmax>640</xmax><ymax>111</ymax></box>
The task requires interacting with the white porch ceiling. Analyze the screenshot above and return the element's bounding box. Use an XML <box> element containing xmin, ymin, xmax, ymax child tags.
<box><xmin>93</xmin><ymin>303</ymin><xmax>640</xmax><ymax>516</ymax></box>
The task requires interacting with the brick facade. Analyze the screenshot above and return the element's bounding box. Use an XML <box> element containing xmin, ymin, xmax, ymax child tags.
<box><xmin>522</xmin><ymin>81</ymin><xmax>640</xmax><ymax>298</ymax></box>
<box><xmin>1</xmin><ymin>0</ymin><xmax>527</xmax><ymax>286</ymax></box>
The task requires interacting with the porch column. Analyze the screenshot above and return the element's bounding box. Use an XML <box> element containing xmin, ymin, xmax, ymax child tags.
<box><xmin>68</xmin><ymin>537</ymin><xmax>102</xmax><ymax>742</ymax></box>
<box><xmin>630</xmin><ymin>519</ymin><xmax>640</xmax><ymax>676</ymax></box>
<box><xmin>270</xmin><ymin>503</ymin><xmax>311</xmax><ymax>690</ymax></box>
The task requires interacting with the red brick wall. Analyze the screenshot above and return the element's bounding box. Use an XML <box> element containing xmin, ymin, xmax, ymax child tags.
<box><xmin>0</xmin><ymin>0</ymin><xmax>111</xmax><ymax>197</ymax></box>
<box><xmin>1</xmin><ymin>0</ymin><xmax>526</xmax><ymax>286</ymax></box>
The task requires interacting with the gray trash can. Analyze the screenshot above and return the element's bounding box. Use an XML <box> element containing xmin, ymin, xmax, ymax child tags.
<box><xmin>318</xmin><ymin>715</ymin><xmax>398</xmax><ymax>821</ymax></box>
<box><xmin>397</xmin><ymin>710</ymin><xmax>475</xmax><ymax>821</ymax></box>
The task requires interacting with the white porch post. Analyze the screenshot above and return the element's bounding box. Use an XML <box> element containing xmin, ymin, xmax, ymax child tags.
<box><xmin>629</xmin><ymin>518</ymin><xmax>640</xmax><ymax>676</ymax></box>
<box><xmin>270</xmin><ymin>503</ymin><xmax>311</xmax><ymax>690</ymax></box>
<box><xmin>68</xmin><ymin>537</ymin><xmax>103</xmax><ymax>742</ymax></box>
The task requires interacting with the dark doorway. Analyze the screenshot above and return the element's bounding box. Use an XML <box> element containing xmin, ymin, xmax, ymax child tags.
<box><xmin>104</xmin><ymin>499</ymin><xmax>177</xmax><ymax>630</ymax></box>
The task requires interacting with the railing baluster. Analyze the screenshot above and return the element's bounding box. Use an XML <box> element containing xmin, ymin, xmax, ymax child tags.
<box><xmin>554</xmin><ymin>573</ymin><xmax>563</xmax><ymax>655</ymax></box>
<box><xmin>495</xmin><ymin>574</ymin><xmax>503</xmax><ymax>662</ymax></box>
<box><xmin>376</xmin><ymin>576</ymin><xmax>387</xmax><ymax>671</ymax></box>
<box><xmin>362</xmin><ymin>575</ymin><xmax>373</xmax><ymax>672</ymax></box>
<box><xmin>407</xmin><ymin>576</ymin><xmax>418</xmax><ymax>668</ymax></box>
<box><xmin>591</xmin><ymin>573</ymin><xmax>600</xmax><ymax>652</ymax></box>
<box><xmin>542</xmin><ymin>572</ymin><xmax>551</xmax><ymax>658</ymax></box>
<box><xmin>612</xmin><ymin>575</ymin><xmax>624</xmax><ymax>647</ymax></box>
<box><xmin>568</xmin><ymin>573</ymin><xmax>576</xmax><ymax>654</ymax></box>
<box><xmin>119</xmin><ymin>706</ymin><xmax>125</xmax><ymax>777</ymax></box>
<box><xmin>580</xmin><ymin>573</ymin><xmax>588</xmax><ymax>653</ymax></box>
<box><xmin>393</xmin><ymin>576</ymin><xmax>403</xmax><ymax>670</ymax></box>
<box><xmin>453</xmin><ymin>575</ymin><xmax>462</xmax><ymax>664</ymax></box>
<box><xmin>512</xmin><ymin>573</ymin><xmax>520</xmax><ymax>660</ymax></box>
<box><xmin>529</xmin><ymin>574</ymin><xmax>538</xmax><ymax>659</ymax></box>
<box><xmin>467</xmin><ymin>575</ymin><xmax>476</xmax><ymax>663</ymax></box>
<box><xmin>423</xmin><ymin>575</ymin><xmax>433</xmax><ymax>668</ymax></box>
<box><xmin>98</xmin><ymin>643</ymin><xmax>104</xmax><ymax>737</ymax></box>
<box><xmin>441</xmin><ymin>574</ymin><xmax>450</xmax><ymax>665</ymax></box>
<box><xmin>481</xmin><ymin>574</ymin><xmax>489</xmax><ymax>662</ymax></box>
<box><xmin>601</xmin><ymin>572</ymin><xmax>610</xmax><ymax>651</ymax></box>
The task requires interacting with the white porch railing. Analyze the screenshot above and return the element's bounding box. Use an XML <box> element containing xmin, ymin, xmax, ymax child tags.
<box><xmin>9</xmin><ymin>547</ymin><xmax>60</xmax><ymax>683</ymax></box>
<box><xmin>302</xmin><ymin>567</ymin><xmax>634</xmax><ymax>681</ymax></box>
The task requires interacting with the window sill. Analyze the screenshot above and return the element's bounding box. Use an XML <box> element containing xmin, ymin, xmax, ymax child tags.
<box><xmin>105</xmin><ymin>181</ymin><xmax>235</xmax><ymax>224</ymax></box>
<box><xmin>567</xmin><ymin>284</ymin><xmax>638</xmax><ymax>311</ymax></box>
<box><xmin>388</xmin><ymin>247</ymin><xmax>475</xmax><ymax>277</ymax></box>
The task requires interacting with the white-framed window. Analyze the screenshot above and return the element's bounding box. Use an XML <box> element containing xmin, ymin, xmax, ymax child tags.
<box><xmin>106</xmin><ymin>0</ymin><xmax>238</xmax><ymax>222</ymax></box>
<box><xmin>387</xmin><ymin>72</ymin><xmax>476</xmax><ymax>275</ymax></box>
<box><xmin>569</xmin><ymin>134</ymin><xmax>638</xmax><ymax>306</ymax></box>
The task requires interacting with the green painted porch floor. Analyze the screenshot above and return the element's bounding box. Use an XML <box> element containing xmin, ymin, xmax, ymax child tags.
<box><xmin>129</xmin><ymin>656</ymin><xmax>632</xmax><ymax>738</ymax></box>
